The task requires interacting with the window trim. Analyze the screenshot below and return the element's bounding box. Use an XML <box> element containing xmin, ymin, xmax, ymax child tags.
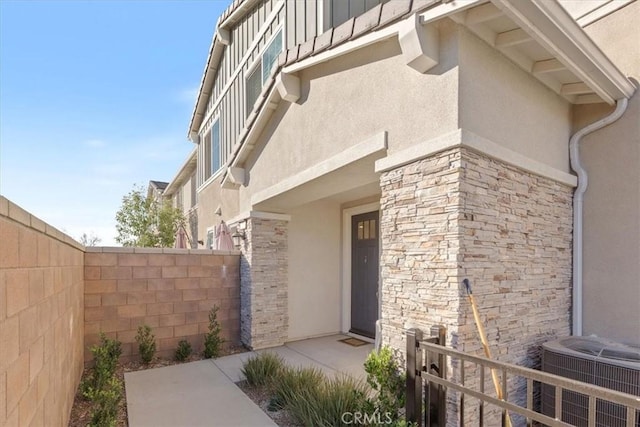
<box><xmin>205</xmin><ymin>227</ymin><xmax>215</xmax><ymax>250</ymax></box>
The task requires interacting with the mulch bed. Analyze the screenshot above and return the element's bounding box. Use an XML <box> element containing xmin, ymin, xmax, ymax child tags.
<box><xmin>69</xmin><ymin>345</ymin><xmax>246</xmax><ymax>427</ymax></box>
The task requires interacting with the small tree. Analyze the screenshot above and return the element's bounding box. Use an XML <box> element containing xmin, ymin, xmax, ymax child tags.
<box><xmin>203</xmin><ymin>306</ymin><xmax>225</xmax><ymax>359</ymax></box>
<box><xmin>115</xmin><ymin>184</ymin><xmax>184</xmax><ymax>247</ymax></box>
<box><xmin>135</xmin><ymin>324</ymin><xmax>156</xmax><ymax>364</ymax></box>
<box><xmin>79</xmin><ymin>232</ymin><xmax>102</xmax><ymax>247</ymax></box>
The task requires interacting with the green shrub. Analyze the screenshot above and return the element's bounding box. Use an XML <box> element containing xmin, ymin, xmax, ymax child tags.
<box><xmin>175</xmin><ymin>339</ymin><xmax>193</xmax><ymax>362</ymax></box>
<box><xmin>241</xmin><ymin>352</ymin><xmax>284</xmax><ymax>387</ymax></box>
<box><xmin>135</xmin><ymin>324</ymin><xmax>156</xmax><ymax>364</ymax></box>
<box><xmin>81</xmin><ymin>333</ymin><xmax>122</xmax><ymax>397</ymax></box>
<box><xmin>270</xmin><ymin>366</ymin><xmax>325</xmax><ymax>410</ymax></box>
<box><xmin>203</xmin><ymin>305</ymin><xmax>225</xmax><ymax>358</ymax></box>
<box><xmin>86</xmin><ymin>376</ymin><xmax>122</xmax><ymax>427</ymax></box>
<box><xmin>80</xmin><ymin>333</ymin><xmax>123</xmax><ymax>426</ymax></box>
<box><xmin>287</xmin><ymin>375</ymin><xmax>369</xmax><ymax>427</ymax></box>
<box><xmin>364</xmin><ymin>346</ymin><xmax>406</xmax><ymax>422</ymax></box>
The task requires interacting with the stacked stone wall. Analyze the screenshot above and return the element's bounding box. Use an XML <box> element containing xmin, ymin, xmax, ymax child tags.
<box><xmin>379</xmin><ymin>148</ymin><xmax>464</xmax><ymax>354</ymax></box>
<box><xmin>379</xmin><ymin>147</ymin><xmax>573</xmax><ymax>425</ymax></box>
<box><xmin>240</xmin><ymin>217</ymin><xmax>288</xmax><ymax>349</ymax></box>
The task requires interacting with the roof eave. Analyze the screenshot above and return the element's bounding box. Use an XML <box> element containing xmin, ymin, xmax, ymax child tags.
<box><xmin>164</xmin><ymin>149</ymin><xmax>198</xmax><ymax>196</ymax></box>
<box><xmin>492</xmin><ymin>0</ymin><xmax>636</xmax><ymax>104</ymax></box>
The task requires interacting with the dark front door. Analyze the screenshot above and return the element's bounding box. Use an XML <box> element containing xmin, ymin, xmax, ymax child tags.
<box><xmin>351</xmin><ymin>211</ymin><xmax>379</xmax><ymax>338</ymax></box>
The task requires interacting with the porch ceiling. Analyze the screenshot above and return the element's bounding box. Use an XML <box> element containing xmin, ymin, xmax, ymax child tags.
<box><xmin>446</xmin><ymin>0</ymin><xmax>636</xmax><ymax>105</ymax></box>
<box><xmin>252</xmin><ymin>153</ymin><xmax>383</xmax><ymax>211</ymax></box>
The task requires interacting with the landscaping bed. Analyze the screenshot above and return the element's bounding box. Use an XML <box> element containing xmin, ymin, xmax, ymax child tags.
<box><xmin>69</xmin><ymin>306</ymin><xmax>237</xmax><ymax>426</ymax></box>
<box><xmin>237</xmin><ymin>349</ymin><xmax>412</xmax><ymax>427</ymax></box>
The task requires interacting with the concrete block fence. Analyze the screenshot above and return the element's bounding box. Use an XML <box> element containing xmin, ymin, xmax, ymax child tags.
<box><xmin>0</xmin><ymin>196</ymin><xmax>241</xmax><ymax>426</ymax></box>
<box><xmin>1</xmin><ymin>197</ymin><xmax>85</xmax><ymax>427</ymax></box>
<box><xmin>84</xmin><ymin>248</ymin><xmax>240</xmax><ymax>361</ymax></box>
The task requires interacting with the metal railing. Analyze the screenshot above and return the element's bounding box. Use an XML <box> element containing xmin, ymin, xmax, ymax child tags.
<box><xmin>406</xmin><ymin>328</ymin><xmax>640</xmax><ymax>427</ymax></box>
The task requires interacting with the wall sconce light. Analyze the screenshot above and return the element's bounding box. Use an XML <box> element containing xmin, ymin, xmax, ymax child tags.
<box><xmin>231</xmin><ymin>229</ymin><xmax>246</xmax><ymax>248</ymax></box>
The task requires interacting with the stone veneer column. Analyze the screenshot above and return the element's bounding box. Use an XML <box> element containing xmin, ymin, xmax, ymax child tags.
<box><xmin>240</xmin><ymin>216</ymin><xmax>288</xmax><ymax>349</ymax></box>
<box><xmin>379</xmin><ymin>148</ymin><xmax>464</xmax><ymax>353</ymax></box>
<box><xmin>379</xmin><ymin>146</ymin><xmax>573</xmax><ymax>424</ymax></box>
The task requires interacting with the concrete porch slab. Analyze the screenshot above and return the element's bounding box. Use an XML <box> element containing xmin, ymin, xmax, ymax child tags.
<box><xmin>213</xmin><ymin>334</ymin><xmax>374</xmax><ymax>383</ymax></box>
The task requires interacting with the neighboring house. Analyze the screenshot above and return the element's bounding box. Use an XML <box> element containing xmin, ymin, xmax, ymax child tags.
<box><xmin>147</xmin><ymin>180</ymin><xmax>168</xmax><ymax>202</ymax></box>
<box><xmin>179</xmin><ymin>0</ymin><xmax>638</xmax><ymax>377</ymax></box>
<box><xmin>163</xmin><ymin>149</ymin><xmax>199</xmax><ymax>248</ymax></box>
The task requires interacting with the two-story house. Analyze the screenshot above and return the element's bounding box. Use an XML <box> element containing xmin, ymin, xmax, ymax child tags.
<box><xmin>170</xmin><ymin>0</ymin><xmax>638</xmax><ymax>390</ymax></box>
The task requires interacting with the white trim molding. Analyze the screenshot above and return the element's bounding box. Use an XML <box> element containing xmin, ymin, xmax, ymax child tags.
<box><xmin>375</xmin><ymin>128</ymin><xmax>578</xmax><ymax>187</ymax></box>
<box><xmin>251</xmin><ymin>131</ymin><xmax>388</xmax><ymax>206</ymax></box>
<box><xmin>341</xmin><ymin>202</ymin><xmax>380</xmax><ymax>335</ymax></box>
<box><xmin>228</xmin><ymin>210</ymin><xmax>292</xmax><ymax>227</ymax></box>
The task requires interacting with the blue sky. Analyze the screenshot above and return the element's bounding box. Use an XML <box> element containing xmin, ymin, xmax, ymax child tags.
<box><xmin>0</xmin><ymin>0</ymin><xmax>227</xmax><ymax>245</ymax></box>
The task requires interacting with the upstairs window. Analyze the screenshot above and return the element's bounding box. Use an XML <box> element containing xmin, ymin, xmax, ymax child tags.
<box><xmin>246</xmin><ymin>29</ymin><xmax>283</xmax><ymax>117</ymax></box>
<box><xmin>211</xmin><ymin>119</ymin><xmax>220</xmax><ymax>175</ymax></box>
<box><xmin>202</xmin><ymin>118</ymin><xmax>221</xmax><ymax>182</ymax></box>
<box><xmin>203</xmin><ymin>130</ymin><xmax>212</xmax><ymax>181</ymax></box>
<box><xmin>262</xmin><ymin>29</ymin><xmax>282</xmax><ymax>82</ymax></box>
<box><xmin>190</xmin><ymin>173</ymin><xmax>196</xmax><ymax>208</ymax></box>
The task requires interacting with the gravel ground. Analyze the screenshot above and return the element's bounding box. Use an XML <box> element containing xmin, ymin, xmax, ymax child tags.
<box><xmin>236</xmin><ymin>381</ymin><xmax>302</xmax><ymax>427</ymax></box>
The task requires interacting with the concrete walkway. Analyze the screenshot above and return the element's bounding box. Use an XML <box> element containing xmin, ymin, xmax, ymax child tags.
<box><xmin>125</xmin><ymin>334</ymin><xmax>373</xmax><ymax>426</ymax></box>
<box><xmin>125</xmin><ymin>359</ymin><xmax>277</xmax><ymax>427</ymax></box>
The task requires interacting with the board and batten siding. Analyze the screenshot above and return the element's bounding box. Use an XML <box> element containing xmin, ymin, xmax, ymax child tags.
<box><xmin>195</xmin><ymin>0</ymin><xmax>386</xmax><ymax>191</ymax></box>
<box><xmin>197</xmin><ymin>0</ymin><xmax>286</xmax><ymax>189</ymax></box>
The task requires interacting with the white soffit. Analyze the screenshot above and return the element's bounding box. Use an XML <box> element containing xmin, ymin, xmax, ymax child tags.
<box><xmin>450</xmin><ymin>0</ymin><xmax>636</xmax><ymax>104</ymax></box>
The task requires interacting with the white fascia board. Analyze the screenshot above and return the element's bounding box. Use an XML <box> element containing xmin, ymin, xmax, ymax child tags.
<box><xmin>491</xmin><ymin>0</ymin><xmax>636</xmax><ymax>104</ymax></box>
<box><xmin>251</xmin><ymin>132</ymin><xmax>388</xmax><ymax>207</ymax></box>
<box><xmin>164</xmin><ymin>148</ymin><xmax>198</xmax><ymax>196</ymax></box>
<box><xmin>375</xmin><ymin>128</ymin><xmax>577</xmax><ymax>187</ymax></box>
<box><xmin>188</xmin><ymin>39</ymin><xmax>226</xmax><ymax>138</ymax></box>
<box><xmin>219</xmin><ymin>0</ymin><xmax>262</xmax><ymax>29</ymax></box>
<box><xmin>282</xmin><ymin>1</ymin><xmax>483</xmax><ymax>75</ymax></box>
<box><xmin>283</xmin><ymin>22</ymin><xmax>400</xmax><ymax>74</ymax></box>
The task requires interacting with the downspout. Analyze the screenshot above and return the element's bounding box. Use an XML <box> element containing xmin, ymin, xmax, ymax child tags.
<box><xmin>570</xmin><ymin>97</ymin><xmax>628</xmax><ymax>337</ymax></box>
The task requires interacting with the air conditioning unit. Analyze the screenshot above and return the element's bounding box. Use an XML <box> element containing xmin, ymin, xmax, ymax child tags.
<box><xmin>541</xmin><ymin>336</ymin><xmax>640</xmax><ymax>427</ymax></box>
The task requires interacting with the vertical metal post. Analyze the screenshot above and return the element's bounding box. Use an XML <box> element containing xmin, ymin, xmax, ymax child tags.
<box><xmin>425</xmin><ymin>348</ymin><xmax>432</xmax><ymax>427</ymax></box>
<box><xmin>501</xmin><ymin>369</ymin><xmax>508</xmax><ymax>427</ymax></box>
<box><xmin>460</xmin><ymin>360</ymin><xmax>465</xmax><ymax>426</ymax></box>
<box><xmin>479</xmin><ymin>365</ymin><xmax>485</xmax><ymax>427</ymax></box>
<box><xmin>406</xmin><ymin>328</ymin><xmax>423</xmax><ymax>426</ymax></box>
<box><xmin>437</xmin><ymin>326</ymin><xmax>447</xmax><ymax>427</ymax></box>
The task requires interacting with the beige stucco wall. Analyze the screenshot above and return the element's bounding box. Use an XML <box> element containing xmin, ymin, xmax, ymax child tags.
<box><xmin>197</xmin><ymin>174</ymin><xmax>240</xmax><ymax>247</ymax></box>
<box><xmin>288</xmin><ymin>200</ymin><xmax>342</xmax><ymax>340</ymax></box>
<box><xmin>573</xmin><ymin>2</ymin><xmax>640</xmax><ymax>345</ymax></box>
<box><xmin>458</xmin><ymin>27</ymin><xmax>572</xmax><ymax>173</ymax></box>
<box><xmin>239</xmin><ymin>19</ymin><xmax>461</xmax><ymax>213</ymax></box>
